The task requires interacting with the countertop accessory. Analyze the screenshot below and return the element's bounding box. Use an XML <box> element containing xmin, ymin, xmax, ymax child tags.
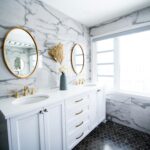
<box><xmin>60</xmin><ymin>72</ymin><xmax>67</xmax><ymax>90</ymax></box>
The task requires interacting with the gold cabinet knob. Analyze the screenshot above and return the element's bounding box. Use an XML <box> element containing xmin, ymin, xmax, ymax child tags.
<box><xmin>14</xmin><ymin>91</ymin><xmax>19</xmax><ymax>98</ymax></box>
<box><xmin>30</xmin><ymin>88</ymin><xmax>36</xmax><ymax>95</ymax></box>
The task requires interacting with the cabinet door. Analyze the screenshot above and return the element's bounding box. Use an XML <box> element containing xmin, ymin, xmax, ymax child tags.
<box><xmin>44</xmin><ymin>103</ymin><xmax>65</xmax><ymax>150</ymax></box>
<box><xmin>97</xmin><ymin>89</ymin><xmax>106</xmax><ymax>124</ymax></box>
<box><xmin>10</xmin><ymin>109</ymin><xmax>45</xmax><ymax>150</ymax></box>
<box><xmin>89</xmin><ymin>91</ymin><xmax>97</xmax><ymax>130</ymax></box>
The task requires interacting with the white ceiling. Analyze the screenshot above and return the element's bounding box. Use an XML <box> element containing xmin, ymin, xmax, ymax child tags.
<box><xmin>42</xmin><ymin>0</ymin><xmax>150</xmax><ymax>27</ymax></box>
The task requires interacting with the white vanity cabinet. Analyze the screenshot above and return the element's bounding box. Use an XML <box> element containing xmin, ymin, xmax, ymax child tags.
<box><xmin>89</xmin><ymin>89</ymin><xmax>106</xmax><ymax>130</ymax></box>
<box><xmin>96</xmin><ymin>89</ymin><xmax>106</xmax><ymax>124</ymax></box>
<box><xmin>89</xmin><ymin>90</ymin><xmax>98</xmax><ymax>130</ymax></box>
<box><xmin>65</xmin><ymin>93</ymin><xmax>90</xmax><ymax>150</ymax></box>
<box><xmin>8</xmin><ymin>102</ymin><xmax>65</xmax><ymax>150</ymax></box>
<box><xmin>10</xmin><ymin>108</ymin><xmax>44</xmax><ymax>150</ymax></box>
<box><xmin>65</xmin><ymin>88</ymin><xmax>106</xmax><ymax>150</ymax></box>
<box><xmin>44</xmin><ymin>103</ymin><xmax>65</xmax><ymax>150</ymax></box>
<box><xmin>0</xmin><ymin>87</ymin><xmax>106</xmax><ymax>150</ymax></box>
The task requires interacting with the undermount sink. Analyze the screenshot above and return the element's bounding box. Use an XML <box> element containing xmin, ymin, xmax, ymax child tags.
<box><xmin>12</xmin><ymin>95</ymin><xmax>49</xmax><ymax>105</ymax></box>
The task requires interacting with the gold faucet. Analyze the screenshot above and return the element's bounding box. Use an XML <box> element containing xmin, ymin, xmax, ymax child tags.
<box><xmin>14</xmin><ymin>91</ymin><xmax>20</xmax><ymax>98</ymax></box>
<box><xmin>30</xmin><ymin>87</ymin><xmax>36</xmax><ymax>95</ymax></box>
<box><xmin>13</xmin><ymin>86</ymin><xmax>36</xmax><ymax>98</ymax></box>
<box><xmin>23</xmin><ymin>86</ymin><xmax>30</xmax><ymax>96</ymax></box>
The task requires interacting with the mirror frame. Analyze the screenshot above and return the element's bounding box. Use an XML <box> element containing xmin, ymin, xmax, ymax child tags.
<box><xmin>2</xmin><ymin>27</ymin><xmax>39</xmax><ymax>79</ymax></box>
<box><xmin>71</xmin><ymin>43</ymin><xmax>84</xmax><ymax>75</ymax></box>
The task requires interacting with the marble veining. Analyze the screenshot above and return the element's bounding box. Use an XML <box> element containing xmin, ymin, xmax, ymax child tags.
<box><xmin>131</xmin><ymin>97</ymin><xmax>150</xmax><ymax>109</ymax></box>
<box><xmin>106</xmin><ymin>93</ymin><xmax>150</xmax><ymax>135</ymax></box>
<box><xmin>0</xmin><ymin>0</ymin><xmax>90</xmax><ymax>98</ymax></box>
<box><xmin>90</xmin><ymin>7</ymin><xmax>150</xmax><ymax>36</ymax></box>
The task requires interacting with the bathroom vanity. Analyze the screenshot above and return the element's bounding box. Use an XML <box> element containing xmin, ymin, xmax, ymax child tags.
<box><xmin>0</xmin><ymin>27</ymin><xmax>106</xmax><ymax>150</ymax></box>
<box><xmin>0</xmin><ymin>86</ymin><xmax>106</xmax><ymax>150</ymax></box>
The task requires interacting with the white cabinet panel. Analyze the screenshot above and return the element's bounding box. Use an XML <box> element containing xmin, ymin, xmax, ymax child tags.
<box><xmin>68</xmin><ymin>121</ymin><xmax>89</xmax><ymax>150</ymax></box>
<box><xmin>44</xmin><ymin>103</ymin><xmax>65</xmax><ymax>150</ymax></box>
<box><xmin>10</xmin><ymin>109</ymin><xmax>44</xmax><ymax>150</ymax></box>
<box><xmin>89</xmin><ymin>91</ymin><xmax>97</xmax><ymax>130</ymax></box>
<box><xmin>10</xmin><ymin>103</ymin><xmax>65</xmax><ymax>150</ymax></box>
<box><xmin>88</xmin><ymin>89</ymin><xmax>106</xmax><ymax>131</ymax></box>
<box><xmin>65</xmin><ymin>94</ymin><xmax>90</xmax><ymax>150</ymax></box>
<box><xmin>67</xmin><ymin>112</ymin><xmax>89</xmax><ymax>134</ymax></box>
<box><xmin>97</xmin><ymin>89</ymin><xmax>106</xmax><ymax>124</ymax></box>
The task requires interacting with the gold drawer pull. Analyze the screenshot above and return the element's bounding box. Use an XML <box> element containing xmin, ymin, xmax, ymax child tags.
<box><xmin>76</xmin><ymin>132</ymin><xmax>84</xmax><ymax>140</ymax></box>
<box><xmin>75</xmin><ymin>98</ymin><xmax>83</xmax><ymax>103</ymax></box>
<box><xmin>76</xmin><ymin>121</ymin><xmax>84</xmax><ymax>128</ymax></box>
<box><xmin>75</xmin><ymin>110</ymin><xmax>83</xmax><ymax>115</ymax></box>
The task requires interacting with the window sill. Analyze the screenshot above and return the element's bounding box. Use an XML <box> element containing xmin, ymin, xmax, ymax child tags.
<box><xmin>105</xmin><ymin>89</ymin><xmax>150</xmax><ymax>100</ymax></box>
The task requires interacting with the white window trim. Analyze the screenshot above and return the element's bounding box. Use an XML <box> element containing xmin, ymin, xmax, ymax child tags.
<box><xmin>91</xmin><ymin>38</ymin><xmax>116</xmax><ymax>87</ymax></box>
<box><xmin>91</xmin><ymin>25</ymin><xmax>150</xmax><ymax>91</ymax></box>
<box><xmin>91</xmin><ymin>24</ymin><xmax>150</xmax><ymax>42</ymax></box>
<box><xmin>91</xmin><ymin>39</ymin><xmax>97</xmax><ymax>84</ymax></box>
<box><xmin>113</xmin><ymin>37</ymin><xmax>120</xmax><ymax>90</ymax></box>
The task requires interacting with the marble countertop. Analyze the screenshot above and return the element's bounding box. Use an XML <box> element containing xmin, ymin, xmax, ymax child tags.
<box><xmin>0</xmin><ymin>85</ymin><xmax>98</xmax><ymax>119</ymax></box>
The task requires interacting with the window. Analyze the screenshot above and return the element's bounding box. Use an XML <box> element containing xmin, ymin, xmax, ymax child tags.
<box><xmin>95</xmin><ymin>38</ymin><xmax>114</xmax><ymax>89</ymax></box>
<box><xmin>93</xmin><ymin>29</ymin><xmax>150</xmax><ymax>94</ymax></box>
<box><xmin>119</xmin><ymin>31</ymin><xmax>150</xmax><ymax>93</ymax></box>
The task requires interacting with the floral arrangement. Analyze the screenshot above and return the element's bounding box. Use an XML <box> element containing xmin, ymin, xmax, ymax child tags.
<box><xmin>48</xmin><ymin>43</ymin><xmax>64</xmax><ymax>64</ymax></box>
<box><xmin>48</xmin><ymin>43</ymin><xmax>69</xmax><ymax>75</ymax></box>
<box><xmin>59</xmin><ymin>65</ymin><xmax>68</xmax><ymax>74</ymax></box>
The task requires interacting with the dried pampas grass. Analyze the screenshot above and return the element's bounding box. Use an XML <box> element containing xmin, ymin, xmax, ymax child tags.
<box><xmin>48</xmin><ymin>43</ymin><xmax>64</xmax><ymax>64</ymax></box>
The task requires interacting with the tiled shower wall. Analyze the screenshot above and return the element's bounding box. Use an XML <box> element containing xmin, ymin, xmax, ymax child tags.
<box><xmin>0</xmin><ymin>0</ymin><xmax>90</xmax><ymax>98</ymax></box>
<box><xmin>107</xmin><ymin>93</ymin><xmax>150</xmax><ymax>134</ymax></box>
<box><xmin>90</xmin><ymin>7</ymin><xmax>150</xmax><ymax>134</ymax></box>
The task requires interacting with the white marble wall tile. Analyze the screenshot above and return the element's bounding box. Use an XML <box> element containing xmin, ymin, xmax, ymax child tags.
<box><xmin>107</xmin><ymin>96</ymin><xmax>131</xmax><ymax>126</ymax></box>
<box><xmin>106</xmin><ymin>93</ymin><xmax>150</xmax><ymax>134</ymax></box>
<box><xmin>0</xmin><ymin>0</ymin><xmax>90</xmax><ymax>98</ymax></box>
<box><xmin>130</xmin><ymin>98</ymin><xmax>150</xmax><ymax>134</ymax></box>
<box><xmin>90</xmin><ymin>7</ymin><xmax>150</xmax><ymax>37</ymax></box>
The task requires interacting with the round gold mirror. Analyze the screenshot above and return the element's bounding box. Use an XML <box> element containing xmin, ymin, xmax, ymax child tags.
<box><xmin>71</xmin><ymin>44</ymin><xmax>84</xmax><ymax>75</ymax></box>
<box><xmin>3</xmin><ymin>27</ymin><xmax>38</xmax><ymax>78</ymax></box>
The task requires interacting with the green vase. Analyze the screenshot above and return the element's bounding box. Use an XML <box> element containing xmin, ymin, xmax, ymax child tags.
<box><xmin>60</xmin><ymin>72</ymin><xmax>67</xmax><ymax>90</ymax></box>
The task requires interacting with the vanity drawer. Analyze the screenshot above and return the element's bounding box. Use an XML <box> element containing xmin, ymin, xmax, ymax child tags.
<box><xmin>67</xmin><ymin>121</ymin><xmax>89</xmax><ymax>150</ymax></box>
<box><xmin>66</xmin><ymin>104</ymin><xmax>89</xmax><ymax>121</ymax></box>
<box><xmin>66</xmin><ymin>94</ymin><xmax>89</xmax><ymax>109</ymax></box>
<box><xmin>67</xmin><ymin>111</ymin><xmax>89</xmax><ymax>134</ymax></box>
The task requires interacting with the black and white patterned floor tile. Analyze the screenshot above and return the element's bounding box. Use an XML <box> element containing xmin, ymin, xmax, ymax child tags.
<box><xmin>73</xmin><ymin>121</ymin><xmax>150</xmax><ymax>150</ymax></box>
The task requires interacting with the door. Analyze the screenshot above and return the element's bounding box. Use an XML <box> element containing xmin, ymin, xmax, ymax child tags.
<box><xmin>10</xmin><ymin>108</ymin><xmax>45</xmax><ymax>150</ymax></box>
<box><xmin>44</xmin><ymin>102</ymin><xmax>65</xmax><ymax>150</ymax></box>
<box><xmin>89</xmin><ymin>91</ymin><xmax>97</xmax><ymax>130</ymax></box>
<box><xmin>97</xmin><ymin>89</ymin><xmax>106</xmax><ymax>124</ymax></box>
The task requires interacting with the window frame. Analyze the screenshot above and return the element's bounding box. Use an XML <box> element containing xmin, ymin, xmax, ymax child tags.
<box><xmin>91</xmin><ymin>38</ymin><xmax>117</xmax><ymax>89</ymax></box>
<box><xmin>91</xmin><ymin>25</ymin><xmax>150</xmax><ymax>91</ymax></box>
